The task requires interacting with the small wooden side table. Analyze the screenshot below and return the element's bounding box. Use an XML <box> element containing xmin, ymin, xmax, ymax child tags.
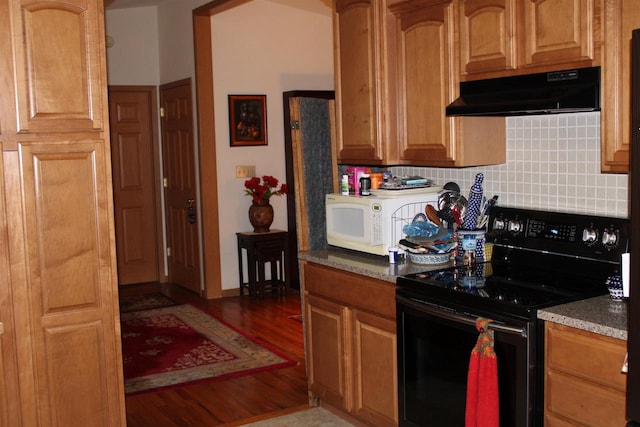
<box><xmin>236</xmin><ymin>230</ymin><xmax>289</xmax><ymax>297</ymax></box>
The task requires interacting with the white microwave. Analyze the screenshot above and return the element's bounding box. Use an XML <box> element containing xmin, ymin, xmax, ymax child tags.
<box><xmin>325</xmin><ymin>190</ymin><xmax>441</xmax><ymax>256</ymax></box>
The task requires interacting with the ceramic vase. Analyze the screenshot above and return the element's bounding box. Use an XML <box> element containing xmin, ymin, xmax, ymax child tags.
<box><xmin>248</xmin><ymin>199</ymin><xmax>274</xmax><ymax>233</ymax></box>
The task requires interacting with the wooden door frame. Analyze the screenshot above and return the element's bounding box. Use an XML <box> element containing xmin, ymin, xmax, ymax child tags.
<box><xmin>108</xmin><ymin>85</ymin><xmax>166</xmax><ymax>284</ymax></box>
<box><xmin>193</xmin><ymin>1</ymin><xmax>253</xmax><ymax>298</ymax></box>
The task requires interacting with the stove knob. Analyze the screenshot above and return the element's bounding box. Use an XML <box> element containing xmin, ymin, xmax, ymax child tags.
<box><xmin>582</xmin><ymin>227</ymin><xmax>598</xmax><ymax>245</ymax></box>
<box><xmin>508</xmin><ymin>220</ymin><xmax>523</xmax><ymax>234</ymax></box>
<box><xmin>602</xmin><ymin>229</ymin><xmax>619</xmax><ymax>249</ymax></box>
<box><xmin>493</xmin><ymin>218</ymin><xmax>506</xmax><ymax>231</ymax></box>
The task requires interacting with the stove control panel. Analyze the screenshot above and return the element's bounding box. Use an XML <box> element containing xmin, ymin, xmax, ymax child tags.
<box><xmin>489</xmin><ymin>207</ymin><xmax>629</xmax><ymax>262</ymax></box>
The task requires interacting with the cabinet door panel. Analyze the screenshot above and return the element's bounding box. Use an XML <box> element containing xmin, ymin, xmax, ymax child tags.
<box><xmin>305</xmin><ymin>294</ymin><xmax>351</xmax><ymax>410</ymax></box>
<box><xmin>545</xmin><ymin>323</ymin><xmax>627</xmax><ymax>425</ymax></box>
<box><xmin>460</xmin><ymin>0</ymin><xmax>517</xmax><ymax>75</ymax></box>
<box><xmin>546</xmin><ymin>323</ymin><xmax>627</xmax><ymax>391</ymax></box>
<box><xmin>10</xmin><ymin>0</ymin><xmax>106</xmax><ymax>132</ymax></box>
<box><xmin>601</xmin><ymin>0</ymin><xmax>640</xmax><ymax>172</ymax></box>
<box><xmin>523</xmin><ymin>0</ymin><xmax>594</xmax><ymax>68</ymax></box>
<box><xmin>546</xmin><ymin>370</ymin><xmax>626</xmax><ymax>425</ymax></box>
<box><xmin>352</xmin><ymin>309</ymin><xmax>397</xmax><ymax>427</ymax></box>
<box><xmin>17</xmin><ymin>141</ymin><xmax>123</xmax><ymax>426</ymax></box>
<box><xmin>395</xmin><ymin>3</ymin><xmax>453</xmax><ymax>164</ymax></box>
<box><xmin>0</xmin><ymin>147</ymin><xmax>21</xmax><ymax>427</ymax></box>
<box><xmin>334</xmin><ymin>0</ymin><xmax>381</xmax><ymax>163</ymax></box>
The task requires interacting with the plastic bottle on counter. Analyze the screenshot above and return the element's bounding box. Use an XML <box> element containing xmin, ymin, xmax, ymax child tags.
<box><xmin>341</xmin><ymin>175</ymin><xmax>349</xmax><ymax>195</ymax></box>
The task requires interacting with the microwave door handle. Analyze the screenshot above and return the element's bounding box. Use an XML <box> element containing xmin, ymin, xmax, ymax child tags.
<box><xmin>398</xmin><ymin>296</ymin><xmax>528</xmax><ymax>338</ymax></box>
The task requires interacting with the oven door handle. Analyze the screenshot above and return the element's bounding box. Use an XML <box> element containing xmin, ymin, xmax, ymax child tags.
<box><xmin>398</xmin><ymin>296</ymin><xmax>528</xmax><ymax>338</ymax></box>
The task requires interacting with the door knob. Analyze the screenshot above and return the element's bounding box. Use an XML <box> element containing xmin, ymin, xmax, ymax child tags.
<box><xmin>187</xmin><ymin>199</ymin><xmax>197</xmax><ymax>224</ymax></box>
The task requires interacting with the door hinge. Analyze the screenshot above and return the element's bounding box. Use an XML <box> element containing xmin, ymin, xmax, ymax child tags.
<box><xmin>290</xmin><ymin>120</ymin><xmax>299</xmax><ymax>130</ymax></box>
<box><xmin>167</xmin><ymin>247</ymin><xmax>171</xmax><ymax>257</ymax></box>
<box><xmin>160</xmin><ymin>107</ymin><xmax>165</xmax><ymax>118</ymax></box>
<box><xmin>163</xmin><ymin>178</ymin><xmax>168</xmax><ymax>188</ymax></box>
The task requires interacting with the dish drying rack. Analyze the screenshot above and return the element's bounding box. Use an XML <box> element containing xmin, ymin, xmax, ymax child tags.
<box><xmin>390</xmin><ymin>201</ymin><xmax>438</xmax><ymax>248</ymax></box>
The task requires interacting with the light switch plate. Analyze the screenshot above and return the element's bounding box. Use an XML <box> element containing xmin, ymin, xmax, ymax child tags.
<box><xmin>236</xmin><ymin>165</ymin><xmax>256</xmax><ymax>178</ymax></box>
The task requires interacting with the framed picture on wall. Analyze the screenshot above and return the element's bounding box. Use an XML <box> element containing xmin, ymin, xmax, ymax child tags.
<box><xmin>228</xmin><ymin>94</ymin><xmax>268</xmax><ymax>146</ymax></box>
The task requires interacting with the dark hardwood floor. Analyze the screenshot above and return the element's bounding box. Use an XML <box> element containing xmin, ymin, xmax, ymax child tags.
<box><xmin>119</xmin><ymin>282</ymin><xmax>310</xmax><ymax>427</ymax></box>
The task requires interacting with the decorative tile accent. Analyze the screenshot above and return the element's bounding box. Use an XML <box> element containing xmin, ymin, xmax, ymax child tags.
<box><xmin>391</xmin><ymin>112</ymin><xmax>629</xmax><ymax>218</ymax></box>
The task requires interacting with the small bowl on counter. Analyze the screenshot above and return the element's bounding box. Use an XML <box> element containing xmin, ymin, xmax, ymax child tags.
<box><xmin>406</xmin><ymin>251</ymin><xmax>451</xmax><ymax>265</ymax></box>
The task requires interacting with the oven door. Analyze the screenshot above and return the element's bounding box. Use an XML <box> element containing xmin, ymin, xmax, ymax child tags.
<box><xmin>396</xmin><ymin>294</ymin><xmax>541</xmax><ymax>427</ymax></box>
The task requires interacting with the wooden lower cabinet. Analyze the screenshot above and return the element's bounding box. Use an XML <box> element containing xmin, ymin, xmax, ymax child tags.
<box><xmin>544</xmin><ymin>322</ymin><xmax>627</xmax><ymax>426</ymax></box>
<box><xmin>302</xmin><ymin>261</ymin><xmax>398</xmax><ymax>426</ymax></box>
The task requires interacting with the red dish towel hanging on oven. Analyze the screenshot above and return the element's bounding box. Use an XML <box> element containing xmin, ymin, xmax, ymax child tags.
<box><xmin>465</xmin><ymin>317</ymin><xmax>499</xmax><ymax>427</ymax></box>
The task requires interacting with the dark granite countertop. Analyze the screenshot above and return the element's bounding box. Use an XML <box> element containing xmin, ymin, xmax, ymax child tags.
<box><xmin>299</xmin><ymin>249</ymin><xmax>627</xmax><ymax>340</ymax></box>
<box><xmin>538</xmin><ymin>295</ymin><xmax>628</xmax><ymax>340</ymax></box>
<box><xmin>298</xmin><ymin>248</ymin><xmax>454</xmax><ymax>284</ymax></box>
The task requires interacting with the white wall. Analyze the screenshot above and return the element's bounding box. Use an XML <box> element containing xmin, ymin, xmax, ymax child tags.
<box><xmin>105</xmin><ymin>6</ymin><xmax>160</xmax><ymax>86</ymax></box>
<box><xmin>156</xmin><ymin>0</ymin><xmax>211</xmax><ymax>84</ymax></box>
<box><xmin>106</xmin><ymin>0</ymin><xmax>333</xmax><ymax>292</ymax></box>
<box><xmin>212</xmin><ymin>1</ymin><xmax>334</xmax><ymax>291</ymax></box>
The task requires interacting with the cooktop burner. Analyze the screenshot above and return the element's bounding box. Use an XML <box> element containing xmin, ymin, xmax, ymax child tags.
<box><xmin>397</xmin><ymin>207</ymin><xmax>629</xmax><ymax>320</ymax></box>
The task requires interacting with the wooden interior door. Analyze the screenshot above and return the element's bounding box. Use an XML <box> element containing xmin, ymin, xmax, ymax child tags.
<box><xmin>109</xmin><ymin>86</ymin><xmax>163</xmax><ymax>285</ymax></box>
<box><xmin>160</xmin><ymin>79</ymin><xmax>201</xmax><ymax>294</ymax></box>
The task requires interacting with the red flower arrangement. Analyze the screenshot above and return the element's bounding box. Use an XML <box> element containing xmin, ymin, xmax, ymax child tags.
<box><xmin>244</xmin><ymin>175</ymin><xmax>288</xmax><ymax>203</ymax></box>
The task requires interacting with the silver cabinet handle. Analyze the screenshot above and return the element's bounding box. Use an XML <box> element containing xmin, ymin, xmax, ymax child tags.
<box><xmin>0</xmin><ymin>322</ymin><xmax>4</xmax><ymax>336</ymax></box>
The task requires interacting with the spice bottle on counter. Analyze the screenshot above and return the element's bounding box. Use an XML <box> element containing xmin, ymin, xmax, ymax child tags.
<box><xmin>341</xmin><ymin>175</ymin><xmax>349</xmax><ymax>195</ymax></box>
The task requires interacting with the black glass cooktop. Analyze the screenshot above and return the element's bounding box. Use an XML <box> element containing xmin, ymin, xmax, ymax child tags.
<box><xmin>397</xmin><ymin>261</ymin><xmax>609</xmax><ymax>320</ymax></box>
<box><xmin>397</xmin><ymin>207</ymin><xmax>628</xmax><ymax>320</ymax></box>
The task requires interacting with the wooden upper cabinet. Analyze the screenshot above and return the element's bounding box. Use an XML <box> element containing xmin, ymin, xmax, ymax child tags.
<box><xmin>392</xmin><ymin>2</ymin><xmax>454</xmax><ymax>164</ymax></box>
<box><xmin>9</xmin><ymin>0</ymin><xmax>106</xmax><ymax>134</ymax></box>
<box><xmin>460</xmin><ymin>0</ymin><xmax>598</xmax><ymax>79</ymax></box>
<box><xmin>600</xmin><ymin>0</ymin><xmax>639</xmax><ymax>173</ymax></box>
<box><xmin>334</xmin><ymin>0</ymin><xmax>390</xmax><ymax>165</ymax></box>
<box><xmin>459</xmin><ymin>0</ymin><xmax>517</xmax><ymax>75</ymax></box>
<box><xmin>523</xmin><ymin>0</ymin><xmax>596</xmax><ymax>69</ymax></box>
<box><xmin>389</xmin><ymin>0</ymin><xmax>506</xmax><ymax>167</ymax></box>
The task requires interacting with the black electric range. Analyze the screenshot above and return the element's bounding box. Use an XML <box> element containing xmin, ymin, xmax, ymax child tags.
<box><xmin>398</xmin><ymin>206</ymin><xmax>629</xmax><ymax>320</ymax></box>
<box><xmin>396</xmin><ymin>207</ymin><xmax>629</xmax><ymax>427</ymax></box>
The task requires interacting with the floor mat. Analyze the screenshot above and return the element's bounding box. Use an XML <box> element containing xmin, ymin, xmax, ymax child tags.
<box><xmin>121</xmin><ymin>303</ymin><xmax>297</xmax><ymax>394</ymax></box>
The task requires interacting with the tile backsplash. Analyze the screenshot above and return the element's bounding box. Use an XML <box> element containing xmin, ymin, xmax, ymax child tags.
<box><xmin>391</xmin><ymin>112</ymin><xmax>630</xmax><ymax>218</ymax></box>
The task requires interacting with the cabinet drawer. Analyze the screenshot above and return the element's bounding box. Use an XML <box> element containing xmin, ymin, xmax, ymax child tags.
<box><xmin>546</xmin><ymin>323</ymin><xmax>627</xmax><ymax>391</ymax></box>
<box><xmin>302</xmin><ymin>262</ymin><xmax>396</xmax><ymax>319</ymax></box>
<box><xmin>546</xmin><ymin>369</ymin><xmax>626</xmax><ymax>426</ymax></box>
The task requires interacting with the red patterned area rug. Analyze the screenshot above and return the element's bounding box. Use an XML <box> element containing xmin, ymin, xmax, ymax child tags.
<box><xmin>119</xmin><ymin>293</ymin><xmax>177</xmax><ymax>313</ymax></box>
<box><xmin>121</xmin><ymin>304</ymin><xmax>297</xmax><ymax>394</ymax></box>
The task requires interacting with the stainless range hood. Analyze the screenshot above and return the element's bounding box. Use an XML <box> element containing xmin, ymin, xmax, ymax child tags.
<box><xmin>445</xmin><ymin>66</ymin><xmax>600</xmax><ymax>117</ymax></box>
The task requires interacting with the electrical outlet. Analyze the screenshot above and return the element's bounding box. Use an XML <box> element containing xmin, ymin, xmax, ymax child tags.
<box><xmin>235</xmin><ymin>165</ymin><xmax>256</xmax><ymax>178</ymax></box>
